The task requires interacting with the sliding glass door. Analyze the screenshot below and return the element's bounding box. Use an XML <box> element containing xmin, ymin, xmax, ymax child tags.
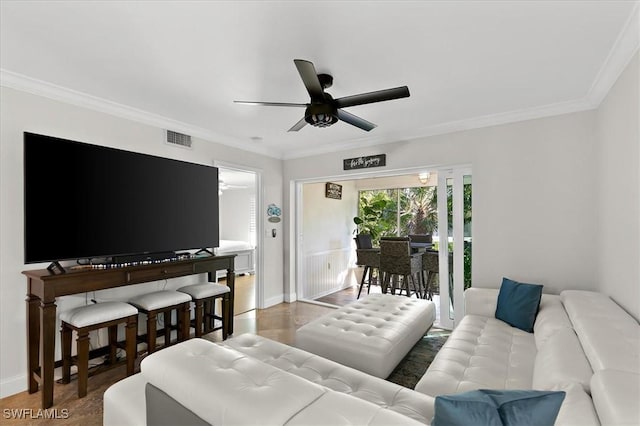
<box><xmin>436</xmin><ymin>168</ymin><xmax>472</xmax><ymax>329</ymax></box>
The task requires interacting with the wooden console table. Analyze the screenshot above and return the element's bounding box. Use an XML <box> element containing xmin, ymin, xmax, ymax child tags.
<box><xmin>23</xmin><ymin>255</ymin><xmax>235</xmax><ymax>409</ymax></box>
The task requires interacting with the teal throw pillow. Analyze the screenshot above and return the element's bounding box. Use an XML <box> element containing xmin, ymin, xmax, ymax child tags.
<box><xmin>495</xmin><ymin>277</ymin><xmax>543</xmax><ymax>332</ymax></box>
<box><xmin>431</xmin><ymin>389</ymin><xmax>566</xmax><ymax>426</ymax></box>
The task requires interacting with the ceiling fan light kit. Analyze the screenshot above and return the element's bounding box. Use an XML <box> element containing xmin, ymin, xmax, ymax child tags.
<box><xmin>234</xmin><ymin>59</ymin><xmax>410</xmax><ymax>132</ymax></box>
<box><xmin>305</xmin><ymin>103</ymin><xmax>338</xmax><ymax>128</ymax></box>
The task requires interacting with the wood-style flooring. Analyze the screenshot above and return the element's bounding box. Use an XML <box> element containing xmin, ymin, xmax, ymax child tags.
<box><xmin>0</xmin><ymin>276</ymin><xmax>334</xmax><ymax>426</ymax></box>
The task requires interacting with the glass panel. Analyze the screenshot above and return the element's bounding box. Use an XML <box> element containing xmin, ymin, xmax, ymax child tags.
<box><xmin>355</xmin><ymin>189</ymin><xmax>398</xmax><ymax>245</ymax></box>
<box><xmin>399</xmin><ymin>186</ymin><xmax>438</xmax><ymax>236</ymax></box>
<box><xmin>447</xmin><ymin>178</ymin><xmax>454</xmax><ymax>320</ymax></box>
<box><xmin>463</xmin><ymin>175</ymin><xmax>472</xmax><ymax>290</ymax></box>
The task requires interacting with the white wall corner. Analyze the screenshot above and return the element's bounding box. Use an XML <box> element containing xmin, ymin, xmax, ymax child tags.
<box><xmin>284</xmin><ymin>292</ymin><xmax>297</xmax><ymax>303</ymax></box>
<box><xmin>587</xmin><ymin>2</ymin><xmax>640</xmax><ymax>107</ymax></box>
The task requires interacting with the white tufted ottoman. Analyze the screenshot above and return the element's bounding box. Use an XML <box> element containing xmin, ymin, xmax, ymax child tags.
<box><xmin>295</xmin><ymin>294</ymin><xmax>436</xmax><ymax>378</ymax></box>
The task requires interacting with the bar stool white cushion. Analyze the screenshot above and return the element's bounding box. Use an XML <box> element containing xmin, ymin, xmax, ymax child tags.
<box><xmin>60</xmin><ymin>301</ymin><xmax>138</xmax><ymax>328</ymax></box>
<box><xmin>128</xmin><ymin>290</ymin><xmax>191</xmax><ymax>311</ymax></box>
<box><xmin>177</xmin><ymin>283</ymin><xmax>230</xmax><ymax>299</ymax></box>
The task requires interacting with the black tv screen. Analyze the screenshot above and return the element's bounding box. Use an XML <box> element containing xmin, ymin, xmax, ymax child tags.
<box><xmin>24</xmin><ymin>132</ymin><xmax>219</xmax><ymax>263</ymax></box>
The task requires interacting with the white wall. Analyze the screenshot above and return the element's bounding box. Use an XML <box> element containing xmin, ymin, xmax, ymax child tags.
<box><xmin>299</xmin><ymin>181</ymin><xmax>359</xmax><ymax>299</ymax></box>
<box><xmin>285</xmin><ymin>110</ymin><xmax>600</xmax><ymax>301</ymax></box>
<box><xmin>0</xmin><ymin>87</ymin><xmax>284</xmax><ymax>397</ymax></box>
<box><xmin>219</xmin><ymin>188</ymin><xmax>253</xmax><ymax>242</ymax></box>
<box><xmin>302</xmin><ymin>182</ymin><xmax>358</xmax><ymax>254</ymax></box>
<box><xmin>595</xmin><ymin>52</ymin><xmax>639</xmax><ymax>320</ymax></box>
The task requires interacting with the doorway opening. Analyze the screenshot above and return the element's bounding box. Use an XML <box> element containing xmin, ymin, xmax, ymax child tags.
<box><xmin>295</xmin><ymin>167</ymin><xmax>471</xmax><ymax>329</ymax></box>
<box><xmin>216</xmin><ymin>166</ymin><xmax>260</xmax><ymax>315</ymax></box>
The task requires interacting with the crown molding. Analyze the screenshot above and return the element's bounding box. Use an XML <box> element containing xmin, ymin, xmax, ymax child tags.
<box><xmin>587</xmin><ymin>2</ymin><xmax>639</xmax><ymax>107</ymax></box>
<box><xmin>282</xmin><ymin>97</ymin><xmax>595</xmax><ymax>160</ymax></box>
<box><xmin>0</xmin><ymin>69</ymin><xmax>282</xmax><ymax>159</ymax></box>
<box><xmin>3</xmin><ymin>0</ymin><xmax>638</xmax><ymax>163</ymax></box>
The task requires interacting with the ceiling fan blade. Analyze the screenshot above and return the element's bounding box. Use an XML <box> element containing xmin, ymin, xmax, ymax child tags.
<box><xmin>294</xmin><ymin>59</ymin><xmax>325</xmax><ymax>102</ymax></box>
<box><xmin>288</xmin><ymin>117</ymin><xmax>308</xmax><ymax>132</ymax></box>
<box><xmin>334</xmin><ymin>86</ymin><xmax>410</xmax><ymax>109</ymax></box>
<box><xmin>336</xmin><ymin>109</ymin><xmax>377</xmax><ymax>132</ymax></box>
<box><xmin>234</xmin><ymin>101</ymin><xmax>307</xmax><ymax>107</ymax></box>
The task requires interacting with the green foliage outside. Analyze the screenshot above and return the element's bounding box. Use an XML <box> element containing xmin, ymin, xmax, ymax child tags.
<box><xmin>353</xmin><ymin>190</ymin><xmax>397</xmax><ymax>244</ymax></box>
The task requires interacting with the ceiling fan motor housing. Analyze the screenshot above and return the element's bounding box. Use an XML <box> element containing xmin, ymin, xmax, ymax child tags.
<box><xmin>305</xmin><ymin>103</ymin><xmax>338</xmax><ymax>128</ymax></box>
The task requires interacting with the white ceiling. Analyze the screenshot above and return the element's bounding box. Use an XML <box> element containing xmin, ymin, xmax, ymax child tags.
<box><xmin>1</xmin><ymin>1</ymin><xmax>638</xmax><ymax>160</ymax></box>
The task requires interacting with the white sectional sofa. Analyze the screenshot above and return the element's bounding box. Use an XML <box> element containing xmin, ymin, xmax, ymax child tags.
<box><xmin>104</xmin><ymin>334</ymin><xmax>437</xmax><ymax>425</ymax></box>
<box><xmin>104</xmin><ymin>288</ymin><xmax>639</xmax><ymax>425</ymax></box>
<box><xmin>415</xmin><ymin>288</ymin><xmax>640</xmax><ymax>425</ymax></box>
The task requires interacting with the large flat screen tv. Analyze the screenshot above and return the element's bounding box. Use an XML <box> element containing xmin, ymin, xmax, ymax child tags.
<box><xmin>24</xmin><ymin>132</ymin><xmax>219</xmax><ymax>264</ymax></box>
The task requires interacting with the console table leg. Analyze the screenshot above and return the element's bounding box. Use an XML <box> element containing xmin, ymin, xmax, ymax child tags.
<box><xmin>26</xmin><ymin>294</ymin><xmax>40</xmax><ymax>394</ymax></box>
<box><xmin>40</xmin><ymin>300</ymin><xmax>57</xmax><ymax>408</ymax></box>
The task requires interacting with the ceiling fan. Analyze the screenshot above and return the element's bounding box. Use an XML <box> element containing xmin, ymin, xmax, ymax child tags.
<box><xmin>234</xmin><ymin>59</ymin><xmax>410</xmax><ymax>132</ymax></box>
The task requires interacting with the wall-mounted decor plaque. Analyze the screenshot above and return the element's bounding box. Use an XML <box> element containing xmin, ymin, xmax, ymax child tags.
<box><xmin>325</xmin><ymin>182</ymin><xmax>342</xmax><ymax>200</ymax></box>
<box><xmin>343</xmin><ymin>154</ymin><xmax>386</xmax><ymax>170</ymax></box>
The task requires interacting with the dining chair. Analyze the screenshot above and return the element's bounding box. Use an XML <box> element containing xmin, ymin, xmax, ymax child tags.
<box><xmin>421</xmin><ymin>250</ymin><xmax>439</xmax><ymax>300</ymax></box>
<box><xmin>408</xmin><ymin>234</ymin><xmax>433</xmax><ymax>252</ymax></box>
<box><xmin>379</xmin><ymin>237</ymin><xmax>423</xmax><ymax>297</ymax></box>
<box><xmin>421</xmin><ymin>249</ymin><xmax>454</xmax><ymax>301</ymax></box>
<box><xmin>355</xmin><ymin>248</ymin><xmax>380</xmax><ymax>298</ymax></box>
<box><xmin>354</xmin><ymin>233</ymin><xmax>373</xmax><ymax>249</ymax></box>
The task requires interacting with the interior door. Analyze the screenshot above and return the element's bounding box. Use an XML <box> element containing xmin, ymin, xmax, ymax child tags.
<box><xmin>436</xmin><ymin>168</ymin><xmax>471</xmax><ymax>329</ymax></box>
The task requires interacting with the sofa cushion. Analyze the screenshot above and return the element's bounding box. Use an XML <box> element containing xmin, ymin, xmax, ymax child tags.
<box><xmin>495</xmin><ymin>277</ymin><xmax>543</xmax><ymax>332</ymax></box>
<box><xmin>224</xmin><ymin>333</ymin><xmax>435</xmax><ymax>424</ymax></box>
<box><xmin>532</xmin><ymin>294</ymin><xmax>574</xmax><ymax>349</ymax></box>
<box><xmin>287</xmin><ymin>390</ymin><xmax>424</xmax><ymax>425</ymax></box>
<box><xmin>431</xmin><ymin>389</ymin><xmax>565</xmax><ymax>426</ymax></box>
<box><xmin>590</xmin><ymin>369</ymin><xmax>640</xmax><ymax>426</ymax></box>
<box><xmin>552</xmin><ymin>383</ymin><xmax>600</xmax><ymax>426</ymax></box>
<box><xmin>140</xmin><ymin>338</ymin><xmax>423</xmax><ymax>426</ymax></box>
<box><xmin>103</xmin><ymin>372</ymin><xmax>147</xmax><ymax>426</ymax></box>
<box><xmin>141</xmin><ymin>339</ymin><xmax>323</xmax><ymax>425</ymax></box>
<box><xmin>464</xmin><ymin>288</ymin><xmax>499</xmax><ymax>317</ymax></box>
<box><xmin>415</xmin><ymin>314</ymin><xmax>537</xmax><ymax>396</ymax></box>
<box><xmin>561</xmin><ymin>290</ymin><xmax>640</xmax><ymax>374</ymax></box>
<box><xmin>532</xmin><ymin>327</ymin><xmax>593</xmax><ymax>393</ymax></box>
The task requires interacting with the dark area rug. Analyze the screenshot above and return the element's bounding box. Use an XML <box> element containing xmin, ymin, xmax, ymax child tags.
<box><xmin>386</xmin><ymin>328</ymin><xmax>450</xmax><ymax>389</ymax></box>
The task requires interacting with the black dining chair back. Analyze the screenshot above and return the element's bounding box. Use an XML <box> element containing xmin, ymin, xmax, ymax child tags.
<box><xmin>354</xmin><ymin>234</ymin><xmax>373</xmax><ymax>249</ymax></box>
<box><xmin>379</xmin><ymin>237</ymin><xmax>423</xmax><ymax>297</ymax></box>
<box><xmin>408</xmin><ymin>234</ymin><xmax>432</xmax><ymax>244</ymax></box>
<box><xmin>421</xmin><ymin>249</ymin><xmax>454</xmax><ymax>301</ymax></box>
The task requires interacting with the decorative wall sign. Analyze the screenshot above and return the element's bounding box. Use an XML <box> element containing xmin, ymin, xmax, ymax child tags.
<box><xmin>267</xmin><ymin>203</ymin><xmax>282</xmax><ymax>223</ymax></box>
<box><xmin>343</xmin><ymin>154</ymin><xmax>386</xmax><ymax>170</ymax></box>
<box><xmin>325</xmin><ymin>182</ymin><xmax>342</xmax><ymax>200</ymax></box>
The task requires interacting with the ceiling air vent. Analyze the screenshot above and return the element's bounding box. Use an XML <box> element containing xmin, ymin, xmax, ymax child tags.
<box><xmin>166</xmin><ymin>130</ymin><xmax>192</xmax><ymax>148</ymax></box>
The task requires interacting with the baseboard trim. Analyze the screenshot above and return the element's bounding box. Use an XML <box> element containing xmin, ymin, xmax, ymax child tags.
<box><xmin>1</xmin><ymin>374</ymin><xmax>27</xmax><ymax>399</ymax></box>
<box><xmin>263</xmin><ymin>295</ymin><xmax>284</xmax><ymax>308</ymax></box>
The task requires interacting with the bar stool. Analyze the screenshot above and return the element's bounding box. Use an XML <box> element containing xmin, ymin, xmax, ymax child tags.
<box><xmin>128</xmin><ymin>290</ymin><xmax>191</xmax><ymax>353</ymax></box>
<box><xmin>60</xmin><ymin>301</ymin><xmax>138</xmax><ymax>398</ymax></box>
<box><xmin>177</xmin><ymin>283</ymin><xmax>230</xmax><ymax>339</ymax></box>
